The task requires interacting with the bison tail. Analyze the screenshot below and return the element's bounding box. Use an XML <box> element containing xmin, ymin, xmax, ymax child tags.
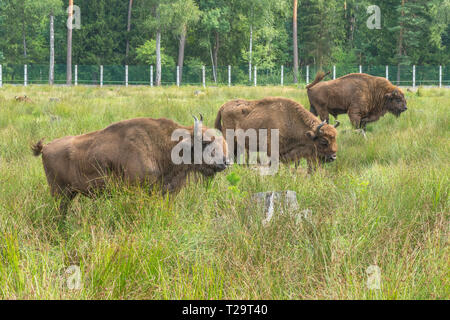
<box><xmin>306</xmin><ymin>70</ymin><xmax>330</xmax><ymax>89</ymax></box>
<box><xmin>214</xmin><ymin>109</ymin><xmax>222</xmax><ymax>131</ymax></box>
<box><xmin>32</xmin><ymin>139</ymin><xmax>44</xmax><ymax>156</ymax></box>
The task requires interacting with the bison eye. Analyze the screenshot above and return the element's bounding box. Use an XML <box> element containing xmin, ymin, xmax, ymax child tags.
<box><xmin>320</xmin><ymin>139</ymin><xmax>328</xmax><ymax>146</ymax></box>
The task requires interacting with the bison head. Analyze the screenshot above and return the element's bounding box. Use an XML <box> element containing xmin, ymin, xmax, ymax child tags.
<box><xmin>385</xmin><ymin>89</ymin><xmax>407</xmax><ymax>117</ymax></box>
<box><xmin>305</xmin><ymin>120</ymin><xmax>338</xmax><ymax>162</ymax></box>
<box><xmin>193</xmin><ymin>115</ymin><xmax>230</xmax><ymax>176</ymax></box>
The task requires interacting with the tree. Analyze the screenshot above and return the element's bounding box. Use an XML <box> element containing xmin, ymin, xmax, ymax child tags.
<box><xmin>67</xmin><ymin>0</ymin><xmax>73</xmax><ymax>85</ymax></box>
<box><xmin>164</xmin><ymin>0</ymin><xmax>199</xmax><ymax>83</ymax></box>
<box><xmin>293</xmin><ymin>0</ymin><xmax>298</xmax><ymax>83</ymax></box>
<box><xmin>125</xmin><ymin>0</ymin><xmax>133</xmax><ymax>63</ymax></box>
<box><xmin>198</xmin><ymin>0</ymin><xmax>231</xmax><ymax>83</ymax></box>
<box><xmin>48</xmin><ymin>1</ymin><xmax>63</xmax><ymax>85</ymax></box>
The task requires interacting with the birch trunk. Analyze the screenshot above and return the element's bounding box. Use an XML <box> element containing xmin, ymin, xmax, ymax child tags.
<box><xmin>67</xmin><ymin>0</ymin><xmax>73</xmax><ymax>85</ymax></box>
<box><xmin>177</xmin><ymin>25</ymin><xmax>186</xmax><ymax>84</ymax></box>
<box><xmin>125</xmin><ymin>0</ymin><xmax>133</xmax><ymax>61</ymax></box>
<box><xmin>156</xmin><ymin>29</ymin><xmax>161</xmax><ymax>86</ymax></box>
<box><xmin>249</xmin><ymin>24</ymin><xmax>252</xmax><ymax>82</ymax></box>
<box><xmin>49</xmin><ymin>14</ymin><xmax>54</xmax><ymax>85</ymax></box>
<box><xmin>397</xmin><ymin>0</ymin><xmax>405</xmax><ymax>85</ymax></box>
<box><xmin>213</xmin><ymin>31</ymin><xmax>219</xmax><ymax>83</ymax></box>
<box><xmin>293</xmin><ymin>0</ymin><xmax>299</xmax><ymax>83</ymax></box>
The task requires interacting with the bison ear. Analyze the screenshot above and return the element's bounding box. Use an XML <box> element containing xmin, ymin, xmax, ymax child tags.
<box><xmin>306</xmin><ymin>130</ymin><xmax>316</xmax><ymax>140</ymax></box>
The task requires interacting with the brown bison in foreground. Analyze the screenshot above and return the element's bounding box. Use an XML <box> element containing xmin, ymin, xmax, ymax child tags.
<box><xmin>215</xmin><ymin>97</ymin><xmax>339</xmax><ymax>172</ymax></box>
<box><xmin>307</xmin><ymin>72</ymin><xmax>407</xmax><ymax>130</ymax></box>
<box><xmin>32</xmin><ymin>117</ymin><xmax>229</xmax><ymax>213</ymax></box>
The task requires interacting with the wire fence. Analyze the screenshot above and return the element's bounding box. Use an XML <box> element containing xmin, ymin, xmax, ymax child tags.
<box><xmin>0</xmin><ymin>64</ymin><xmax>448</xmax><ymax>87</ymax></box>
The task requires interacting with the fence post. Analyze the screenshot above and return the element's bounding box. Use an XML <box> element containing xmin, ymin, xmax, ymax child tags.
<box><xmin>202</xmin><ymin>66</ymin><xmax>205</xmax><ymax>88</ymax></box>
<box><xmin>176</xmin><ymin>66</ymin><xmax>180</xmax><ymax>87</ymax></box>
<box><xmin>439</xmin><ymin>65</ymin><xmax>442</xmax><ymax>88</ymax></box>
<box><xmin>306</xmin><ymin>65</ymin><xmax>309</xmax><ymax>84</ymax></box>
<box><xmin>150</xmin><ymin>65</ymin><xmax>153</xmax><ymax>87</ymax></box>
<box><xmin>254</xmin><ymin>66</ymin><xmax>257</xmax><ymax>86</ymax></box>
<box><xmin>386</xmin><ymin>65</ymin><xmax>388</xmax><ymax>80</ymax></box>
<box><xmin>125</xmin><ymin>65</ymin><xmax>128</xmax><ymax>87</ymax></box>
<box><xmin>281</xmin><ymin>66</ymin><xmax>284</xmax><ymax>86</ymax></box>
<box><xmin>24</xmin><ymin>64</ymin><xmax>27</xmax><ymax>86</ymax></box>
<box><xmin>333</xmin><ymin>65</ymin><xmax>336</xmax><ymax>79</ymax></box>
<box><xmin>228</xmin><ymin>65</ymin><xmax>231</xmax><ymax>87</ymax></box>
<box><xmin>359</xmin><ymin>65</ymin><xmax>362</xmax><ymax>73</ymax></box>
<box><xmin>75</xmin><ymin>65</ymin><xmax>78</xmax><ymax>85</ymax></box>
<box><xmin>100</xmin><ymin>65</ymin><xmax>103</xmax><ymax>87</ymax></box>
<box><xmin>412</xmin><ymin>65</ymin><xmax>416</xmax><ymax>88</ymax></box>
<box><xmin>0</xmin><ymin>65</ymin><xmax>2</xmax><ymax>87</ymax></box>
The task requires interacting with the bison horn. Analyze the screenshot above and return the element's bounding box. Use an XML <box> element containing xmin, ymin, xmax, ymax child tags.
<box><xmin>193</xmin><ymin>115</ymin><xmax>202</xmax><ymax>141</ymax></box>
<box><xmin>334</xmin><ymin>120</ymin><xmax>340</xmax><ymax>128</ymax></box>
<box><xmin>316</xmin><ymin>120</ymin><xmax>326</xmax><ymax>135</ymax></box>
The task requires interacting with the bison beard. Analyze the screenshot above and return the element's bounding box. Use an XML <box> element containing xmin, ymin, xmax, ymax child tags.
<box><xmin>214</xmin><ymin>97</ymin><xmax>339</xmax><ymax>173</ymax></box>
<box><xmin>32</xmin><ymin>117</ymin><xmax>229</xmax><ymax>214</ymax></box>
<box><xmin>307</xmin><ymin>72</ymin><xmax>407</xmax><ymax>130</ymax></box>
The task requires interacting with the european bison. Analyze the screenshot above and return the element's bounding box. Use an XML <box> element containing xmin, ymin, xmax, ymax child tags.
<box><xmin>307</xmin><ymin>72</ymin><xmax>407</xmax><ymax>130</ymax></box>
<box><xmin>32</xmin><ymin>116</ymin><xmax>229</xmax><ymax>213</ymax></box>
<box><xmin>214</xmin><ymin>97</ymin><xmax>339</xmax><ymax>172</ymax></box>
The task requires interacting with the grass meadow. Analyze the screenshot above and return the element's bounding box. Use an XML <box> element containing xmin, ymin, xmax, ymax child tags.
<box><xmin>0</xmin><ymin>85</ymin><xmax>448</xmax><ymax>299</ymax></box>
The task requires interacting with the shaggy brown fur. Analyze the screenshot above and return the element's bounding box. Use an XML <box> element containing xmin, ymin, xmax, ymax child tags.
<box><xmin>214</xmin><ymin>97</ymin><xmax>339</xmax><ymax>172</ymax></box>
<box><xmin>307</xmin><ymin>73</ymin><xmax>407</xmax><ymax>129</ymax></box>
<box><xmin>32</xmin><ymin>117</ymin><xmax>229</xmax><ymax>213</ymax></box>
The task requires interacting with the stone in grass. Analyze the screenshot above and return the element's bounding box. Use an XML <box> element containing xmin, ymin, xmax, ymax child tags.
<box><xmin>252</xmin><ymin>191</ymin><xmax>299</xmax><ymax>226</ymax></box>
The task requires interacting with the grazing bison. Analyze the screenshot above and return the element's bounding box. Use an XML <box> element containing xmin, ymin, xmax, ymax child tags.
<box><xmin>32</xmin><ymin>116</ymin><xmax>229</xmax><ymax>213</ymax></box>
<box><xmin>214</xmin><ymin>97</ymin><xmax>339</xmax><ymax>172</ymax></box>
<box><xmin>307</xmin><ymin>72</ymin><xmax>407</xmax><ymax>130</ymax></box>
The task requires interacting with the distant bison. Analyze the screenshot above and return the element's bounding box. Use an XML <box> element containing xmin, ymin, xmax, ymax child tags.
<box><xmin>215</xmin><ymin>97</ymin><xmax>339</xmax><ymax>172</ymax></box>
<box><xmin>15</xmin><ymin>95</ymin><xmax>32</xmax><ymax>102</ymax></box>
<box><xmin>32</xmin><ymin>116</ymin><xmax>229</xmax><ymax>213</ymax></box>
<box><xmin>307</xmin><ymin>72</ymin><xmax>407</xmax><ymax>130</ymax></box>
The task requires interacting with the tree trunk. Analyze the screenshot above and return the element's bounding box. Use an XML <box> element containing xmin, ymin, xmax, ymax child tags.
<box><xmin>23</xmin><ymin>25</ymin><xmax>27</xmax><ymax>59</ymax></box>
<box><xmin>67</xmin><ymin>0</ymin><xmax>73</xmax><ymax>85</ymax></box>
<box><xmin>249</xmin><ymin>23</ymin><xmax>253</xmax><ymax>82</ymax></box>
<box><xmin>293</xmin><ymin>0</ymin><xmax>299</xmax><ymax>83</ymax></box>
<box><xmin>396</xmin><ymin>0</ymin><xmax>405</xmax><ymax>85</ymax></box>
<box><xmin>209</xmin><ymin>46</ymin><xmax>216</xmax><ymax>83</ymax></box>
<box><xmin>125</xmin><ymin>0</ymin><xmax>133</xmax><ymax>62</ymax></box>
<box><xmin>49</xmin><ymin>14</ymin><xmax>55</xmax><ymax>85</ymax></box>
<box><xmin>213</xmin><ymin>31</ymin><xmax>219</xmax><ymax>83</ymax></box>
<box><xmin>22</xmin><ymin>4</ymin><xmax>27</xmax><ymax>60</ymax></box>
<box><xmin>177</xmin><ymin>25</ymin><xmax>186</xmax><ymax>84</ymax></box>
<box><xmin>156</xmin><ymin>29</ymin><xmax>161</xmax><ymax>86</ymax></box>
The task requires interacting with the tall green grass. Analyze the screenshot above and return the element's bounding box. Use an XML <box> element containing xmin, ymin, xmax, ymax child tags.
<box><xmin>0</xmin><ymin>85</ymin><xmax>448</xmax><ymax>299</ymax></box>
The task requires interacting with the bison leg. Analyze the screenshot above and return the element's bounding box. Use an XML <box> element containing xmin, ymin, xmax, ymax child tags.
<box><xmin>161</xmin><ymin>171</ymin><xmax>188</xmax><ymax>195</ymax></box>
<box><xmin>310</xmin><ymin>104</ymin><xmax>318</xmax><ymax>116</ymax></box>
<box><xmin>53</xmin><ymin>189</ymin><xmax>77</xmax><ymax>215</ymax></box>
<box><xmin>348</xmin><ymin>110</ymin><xmax>362</xmax><ymax>129</ymax></box>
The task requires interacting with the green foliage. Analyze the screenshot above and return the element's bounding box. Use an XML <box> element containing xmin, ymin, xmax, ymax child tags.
<box><xmin>0</xmin><ymin>0</ymin><xmax>448</xmax><ymax>70</ymax></box>
<box><xmin>135</xmin><ymin>40</ymin><xmax>175</xmax><ymax>67</ymax></box>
